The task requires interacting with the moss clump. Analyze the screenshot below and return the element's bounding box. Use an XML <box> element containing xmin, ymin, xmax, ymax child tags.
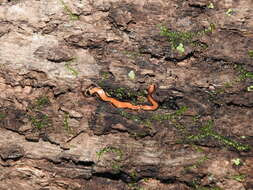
<box><xmin>96</xmin><ymin>146</ymin><xmax>123</xmax><ymax>173</ymax></box>
<box><xmin>119</xmin><ymin>110</ymin><xmax>143</xmax><ymax>123</ymax></box>
<box><xmin>248</xmin><ymin>50</ymin><xmax>253</xmax><ymax>58</ymax></box>
<box><xmin>150</xmin><ymin>106</ymin><xmax>188</xmax><ymax>122</ymax></box>
<box><xmin>188</xmin><ymin>120</ymin><xmax>250</xmax><ymax>151</ymax></box>
<box><xmin>194</xmin><ymin>186</ymin><xmax>221</xmax><ymax>190</ymax></box>
<box><xmin>160</xmin><ymin>26</ymin><xmax>195</xmax><ymax>49</ymax></box>
<box><xmin>230</xmin><ymin>174</ymin><xmax>246</xmax><ymax>182</ymax></box>
<box><xmin>236</xmin><ymin>65</ymin><xmax>253</xmax><ymax>81</ymax></box>
<box><xmin>105</xmin><ymin>87</ymin><xmax>146</xmax><ymax>103</ymax></box>
<box><xmin>122</xmin><ymin>50</ymin><xmax>142</xmax><ymax>59</ymax></box>
<box><xmin>184</xmin><ymin>156</ymin><xmax>209</xmax><ymax>171</ymax></box>
<box><xmin>159</xmin><ymin>24</ymin><xmax>215</xmax><ymax>51</ymax></box>
<box><xmin>29</xmin><ymin>113</ymin><xmax>50</xmax><ymax>129</ymax></box>
<box><xmin>28</xmin><ymin>96</ymin><xmax>50</xmax><ymax>111</ymax></box>
<box><xmin>35</xmin><ymin>96</ymin><xmax>50</xmax><ymax>109</ymax></box>
<box><xmin>119</xmin><ymin>106</ymin><xmax>188</xmax><ymax>128</ymax></box>
<box><xmin>59</xmin><ymin>0</ymin><xmax>79</xmax><ymax>20</ymax></box>
<box><xmin>64</xmin><ymin>60</ymin><xmax>79</xmax><ymax>77</ymax></box>
<box><xmin>96</xmin><ymin>146</ymin><xmax>123</xmax><ymax>160</ymax></box>
<box><xmin>0</xmin><ymin>113</ymin><xmax>6</xmax><ymax>120</ymax></box>
<box><xmin>100</xmin><ymin>71</ymin><xmax>111</xmax><ymax>80</ymax></box>
<box><xmin>63</xmin><ymin>113</ymin><xmax>73</xmax><ymax>133</ymax></box>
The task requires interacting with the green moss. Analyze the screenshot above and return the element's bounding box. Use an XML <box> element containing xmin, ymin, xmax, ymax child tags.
<box><xmin>29</xmin><ymin>114</ymin><xmax>49</xmax><ymax>129</ymax></box>
<box><xmin>122</xmin><ymin>50</ymin><xmax>142</xmax><ymax>59</ymax></box>
<box><xmin>119</xmin><ymin>106</ymin><xmax>188</xmax><ymax>129</ymax></box>
<box><xmin>207</xmin><ymin>2</ymin><xmax>214</xmax><ymax>9</ymax></box>
<box><xmin>231</xmin><ymin>158</ymin><xmax>242</xmax><ymax>166</ymax></box>
<box><xmin>230</xmin><ymin>174</ymin><xmax>246</xmax><ymax>182</ymax></box>
<box><xmin>109</xmin><ymin>87</ymin><xmax>129</xmax><ymax>100</ymax></box>
<box><xmin>96</xmin><ymin>146</ymin><xmax>123</xmax><ymax>160</ymax></box>
<box><xmin>188</xmin><ymin>120</ymin><xmax>250</xmax><ymax>151</ymax></box>
<box><xmin>111</xmin><ymin>162</ymin><xmax>122</xmax><ymax>173</ymax></box>
<box><xmin>160</xmin><ymin>26</ymin><xmax>195</xmax><ymax>49</ymax></box>
<box><xmin>185</xmin><ymin>156</ymin><xmax>209</xmax><ymax>171</ymax></box>
<box><xmin>35</xmin><ymin>96</ymin><xmax>50</xmax><ymax>109</ymax></box>
<box><xmin>226</xmin><ymin>8</ymin><xmax>235</xmax><ymax>16</ymax></box>
<box><xmin>27</xmin><ymin>97</ymin><xmax>51</xmax><ymax>129</ymax></box>
<box><xmin>28</xmin><ymin>96</ymin><xmax>50</xmax><ymax>111</ymax></box>
<box><xmin>96</xmin><ymin>146</ymin><xmax>123</xmax><ymax>173</ymax></box>
<box><xmin>206</xmin><ymin>64</ymin><xmax>253</xmax><ymax>95</ymax></box>
<box><xmin>159</xmin><ymin>24</ymin><xmax>214</xmax><ymax>52</ymax></box>
<box><xmin>128</xmin><ymin>70</ymin><xmax>136</xmax><ymax>80</ymax></box>
<box><xmin>63</xmin><ymin>113</ymin><xmax>72</xmax><ymax>133</ymax></box>
<box><xmin>119</xmin><ymin>110</ymin><xmax>143</xmax><ymax>123</ymax></box>
<box><xmin>247</xmin><ymin>85</ymin><xmax>253</xmax><ymax>91</ymax></box>
<box><xmin>236</xmin><ymin>65</ymin><xmax>253</xmax><ymax>81</ymax></box>
<box><xmin>190</xmin><ymin>177</ymin><xmax>221</xmax><ymax>190</ymax></box>
<box><xmin>249</xmin><ymin>50</ymin><xmax>253</xmax><ymax>58</ymax></box>
<box><xmin>150</xmin><ymin>106</ymin><xmax>188</xmax><ymax>122</ymax></box>
<box><xmin>64</xmin><ymin>60</ymin><xmax>79</xmax><ymax>77</ymax></box>
<box><xmin>105</xmin><ymin>86</ymin><xmax>146</xmax><ymax>103</ymax></box>
<box><xmin>194</xmin><ymin>186</ymin><xmax>221</xmax><ymax>190</ymax></box>
<box><xmin>0</xmin><ymin>113</ymin><xmax>6</xmax><ymax>120</ymax></box>
<box><xmin>100</xmin><ymin>71</ymin><xmax>111</xmax><ymax>80</ymax></box>
<box><xmin>59</xmin><ymin>0</ymin><xmax>79</xmax><ymax>20</ymax></box>
<box><xmin>223</xmin><ymin>82</ymin><xmax>233</xmax><ymax>88</ymax></box>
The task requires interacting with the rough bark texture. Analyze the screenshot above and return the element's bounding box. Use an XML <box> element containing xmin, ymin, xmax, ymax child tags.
<box><xmin>0</xmin><ymin>0</ymin><xmax>253</xmax><ymax>189</ymax></box>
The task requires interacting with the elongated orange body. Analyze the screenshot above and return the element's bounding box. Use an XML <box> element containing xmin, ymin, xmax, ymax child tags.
<box><xmin>86</xmin><ymin>85</ymin><xmax>158</xmax><ymax>111</ymax></box>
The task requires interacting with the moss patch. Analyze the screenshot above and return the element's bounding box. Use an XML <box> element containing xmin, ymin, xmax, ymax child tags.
<box><xmin>96</xmin><ymin>146</ymin><xmax>123</xmax><ymax>173</ymax></box>
<box><xmin>159</xmin><ymin>24</ymin><xmax>215</xmax><ymax>52</ymax></box>
<box><xmin>59</xmin><ymin>0</ymin><xmax>79</xmax><ymax>20</ymax></box>
<box><xmin>236</xmin><ymin>65</ymin><xmax>253</xmax><ymax>81</ymax></box>
<box><xmin>118</xmin><ymin>106</ymin><xmax>188</xmax><ymax>129</ymax></box>
<box><xmin>27</xmin><ymin>96</ymin><xmax>52</xmax><ymax>130</ymax></box>
<box><xmin>0</xmin><ymin>112</ymin><xmax>6</xmax><ymax>120</ymax></box>
<box><xmin>248</xmin><ymin>50</ymin><xmax>253</xmax><ymax>58</ymax></box>
<box><xmin>63</xmin><ymin>113</ymin><xmax>73</xmax><ymax>133</ymax></box>
<box><xmin>29</xmin><ymin>113</ymin><xmax>50</xmax><ymax>130</ymax></box>
<box><xmin>96</xmin><ymin>146</ymin><xmax>123</xmax><ymax>160</ymax></box>
<box><xmin>64</xmin><ymin>59</ymin><xmax>79</xmax><ymax>77</ymax></box>
<box><xmin>187</xmin><ymin>120</ymin><xmax>250</xmax><ymax>151</ymax></box>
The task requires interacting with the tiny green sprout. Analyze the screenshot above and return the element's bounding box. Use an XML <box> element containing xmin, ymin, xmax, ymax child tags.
<box><xmin>231</xmin><ymin>158</ymin><xmax>242</xmax><ymax>166</ymax></box>
<box><xmin>207</xmin><ymin>2</ymin><xmax>214</xmax><ymax>9</ymax></box>
<box><xmin>176</xmin><ymin>43</ymin><xmax>185</xmax><ymax>53</ymax></box>
<box><xmin>226</xmin><ymin>8</ymin><xmax>234</xmax><ymax>16</ymax></box>
<box><xmin>247</xmin><ymin>86</ymin><xmax>253</xmax><ymax>92</ymax></box>
<box><xmin>128</xmin><ymin>70</ymin><xmax>136</xmax><ymax>80</ymax></box>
